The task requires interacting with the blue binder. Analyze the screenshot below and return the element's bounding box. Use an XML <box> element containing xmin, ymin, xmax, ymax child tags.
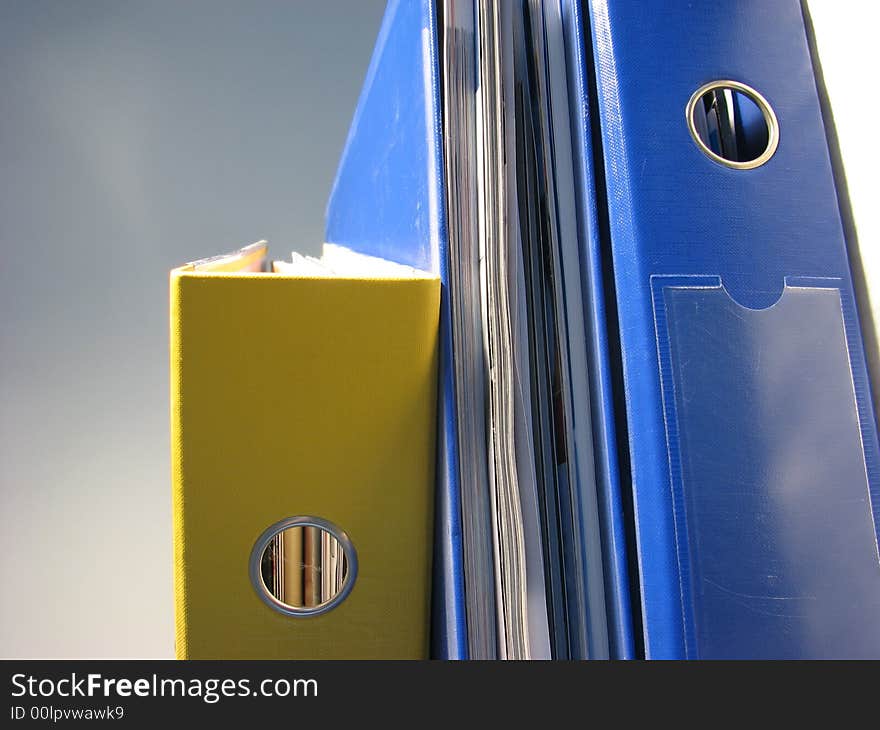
<box><xmin>586</xmin><ymin>0</ymin><xmax>880</xmax><ymax>658</ymax></box>
<box><xmin>560</xmin><ymin>0</ymin><xmax>634</xmax><ymax>659</ymax></box>
<box><xmin>325</xmin><ymin>0</ymin><xmax>637</xmax><ymax>658</ymax></box>
<box><xmin>325</xmin><ymin>0</ymin><xmax>467</xmax><ymax>659</ymax></box>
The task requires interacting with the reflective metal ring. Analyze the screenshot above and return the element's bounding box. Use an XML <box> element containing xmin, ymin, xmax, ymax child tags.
<box><xmin>248</xmin><ymin>515</ymin><xmax>358</xmax><ymax>617</ymax></box>
<box><xmin>686</xmin><ymin>80</ymin><xmax>779</xmax><ymax>170</ymax></box>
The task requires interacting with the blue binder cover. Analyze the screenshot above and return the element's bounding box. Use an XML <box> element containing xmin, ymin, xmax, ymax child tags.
<box><xmin>560</xmin><ymin>0</ymin><xmax>634</xmax><ymax>659</ymax></box>
<box><xmin>587</xmin><ymin>0</ymin><xmax>880</xmax><ymax>658</ymax></box>
<box><xmin>325</xmin><ymin>0</ymin><xmax>467</xmax><ymax>658</ymax></box>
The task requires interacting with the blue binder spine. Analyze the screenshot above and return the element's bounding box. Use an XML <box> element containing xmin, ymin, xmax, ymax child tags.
<box><xmin>587</xmin><ymin>0</ymin><xmax>880</xmax><ymax>658</ymax></box>
<box><xmin>325</xmin><ymin>0</ymin><xmax>468</xmax><ymax>659</ymax></box>
<box><xmin>561</xmin><ymin>0</ymin><xmax>635</xmax><ymax>660</ymax></box>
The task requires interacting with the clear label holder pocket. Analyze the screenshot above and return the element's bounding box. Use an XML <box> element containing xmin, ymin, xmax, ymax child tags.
<box><xmin>652</xmin><ymin>275</ymin><xmax>880</xmax><ymax>658</ymax></box>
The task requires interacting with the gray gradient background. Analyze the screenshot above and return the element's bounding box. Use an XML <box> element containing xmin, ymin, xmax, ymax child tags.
<box><xmin>0</xmin><ymin>0</ymin><xmax>385</xmax><ymax>658</ymax></box>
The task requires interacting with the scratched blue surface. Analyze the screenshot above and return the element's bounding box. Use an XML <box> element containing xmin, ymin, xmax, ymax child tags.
<box><xmin>562</xmin><ymin>0</ymin><xmax>635</xmax><ymax>659</ymax></box>
<box><xmin>588</xmin><ymin>0</ymin><xmax>880</xmax><ymax>657</ymax></box>
<box><xmin>657</xmin><ymin>278</ymin><xmax>880</xmax><ymax>658</ymax></box>
<box><xmin>325</xmin><ymin>0</ymin><xmax>467</xmax><ymax>659</ymax></box>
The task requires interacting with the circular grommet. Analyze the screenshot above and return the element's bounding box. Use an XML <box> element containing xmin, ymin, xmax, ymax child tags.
<box><xmin>686</xmin><ymin>80</ymin><xmax>779</xmax><ymax>170</ymax></box>
<box><xmin>249</xmin><ymin>515</ymin><xmax>358</xmax><ymax>617</ymax></box>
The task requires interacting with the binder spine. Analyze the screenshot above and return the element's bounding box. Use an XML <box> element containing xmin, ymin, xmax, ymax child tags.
<box><xmin>562</xmin><ymin>0</ymin><xmax>635</xmax><ymax>660</ymax></box>
<box><xmin>587</xmin><ymin>0</ymin><xmax>880</xmax><ymax>658</ymax></box>
<box><xmin>323</xmin><ymin>0</ymin><xmax>468</xmax><ymax>658</ymax></box>
<box><xmin>169</xmin><ymin>272</ymin><xmax>188</xmax><ymax>659</ymax></box>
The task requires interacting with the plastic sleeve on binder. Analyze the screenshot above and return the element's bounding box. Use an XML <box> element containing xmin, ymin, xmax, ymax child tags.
<box><xmin>653</xmin><ymin>276</ymin><xmax>880</xmax><ymax>658</ymax></box>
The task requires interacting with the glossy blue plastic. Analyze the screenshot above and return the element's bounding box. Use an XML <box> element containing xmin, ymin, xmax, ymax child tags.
<box><xmin>561</xmin><ymin>0</ymin><xmax>634</xmax><ymax>659</ymax></box>
<box><xmin>587</xmin><ymin>0</ymin><xmax>880</xmax><ymax>658</ymax></box>
<box><xmin>325</xmin><ymin>0</ymin><xmax>468</xmax><ymax>659</ymax></box>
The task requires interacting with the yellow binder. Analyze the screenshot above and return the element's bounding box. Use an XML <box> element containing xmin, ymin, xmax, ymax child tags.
<box><xmin>170</xmin><ymin>242</ymin><xmax>440</xmax><ymax>658</ymax></box>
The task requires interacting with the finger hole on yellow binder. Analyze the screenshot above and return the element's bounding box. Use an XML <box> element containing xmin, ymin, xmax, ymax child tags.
<box><xmin>249</xmin><ymin>516</ymin><xmax>358</xmax><ymax>617</ymax></box>
<box><xmin>687</xmin><ymin>80</ymin><xmax>779</xmax><ymax>169</ymax></box>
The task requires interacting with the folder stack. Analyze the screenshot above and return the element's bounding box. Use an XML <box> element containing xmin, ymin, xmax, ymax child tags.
<box><xmin>172</xmin><ymin>0</ymin><xmax>880</xmax><ymax>659</ymax></box>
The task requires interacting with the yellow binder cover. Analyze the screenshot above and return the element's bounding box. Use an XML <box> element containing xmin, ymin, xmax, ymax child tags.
<box><xmin>170</xmin><ymin>244</ymin><xmax>440</xmax><ymax>658</ymax></box>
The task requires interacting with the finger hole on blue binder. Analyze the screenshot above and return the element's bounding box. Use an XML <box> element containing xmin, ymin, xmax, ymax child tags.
<box><xmin>687</xmin><ymin>81</ymin><xmax>778</xmax><ymax>169</ymax></box>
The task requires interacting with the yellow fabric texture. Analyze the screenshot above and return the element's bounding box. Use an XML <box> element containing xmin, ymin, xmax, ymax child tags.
<box><xmin>170</xmin><ymin>265</ymin><xmax>440</xmax><ymax>658</ymax></box>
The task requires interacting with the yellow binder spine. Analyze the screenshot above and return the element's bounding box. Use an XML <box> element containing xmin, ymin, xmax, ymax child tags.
<box><xmin>170</xmin><ymin>259</ymin><xmax>440</xmax><ymax>659</ymax></box>
<box><xmin>169</xmin><ymin>271</ymin><xmax>189</xmax><ymax>659</ymax></box>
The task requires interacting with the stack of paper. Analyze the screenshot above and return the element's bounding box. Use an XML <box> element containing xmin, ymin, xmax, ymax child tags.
<box><xmin>441</xmin><ymin>0</ymin><xmax>609</xmax><ymax>659</ymax></box>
